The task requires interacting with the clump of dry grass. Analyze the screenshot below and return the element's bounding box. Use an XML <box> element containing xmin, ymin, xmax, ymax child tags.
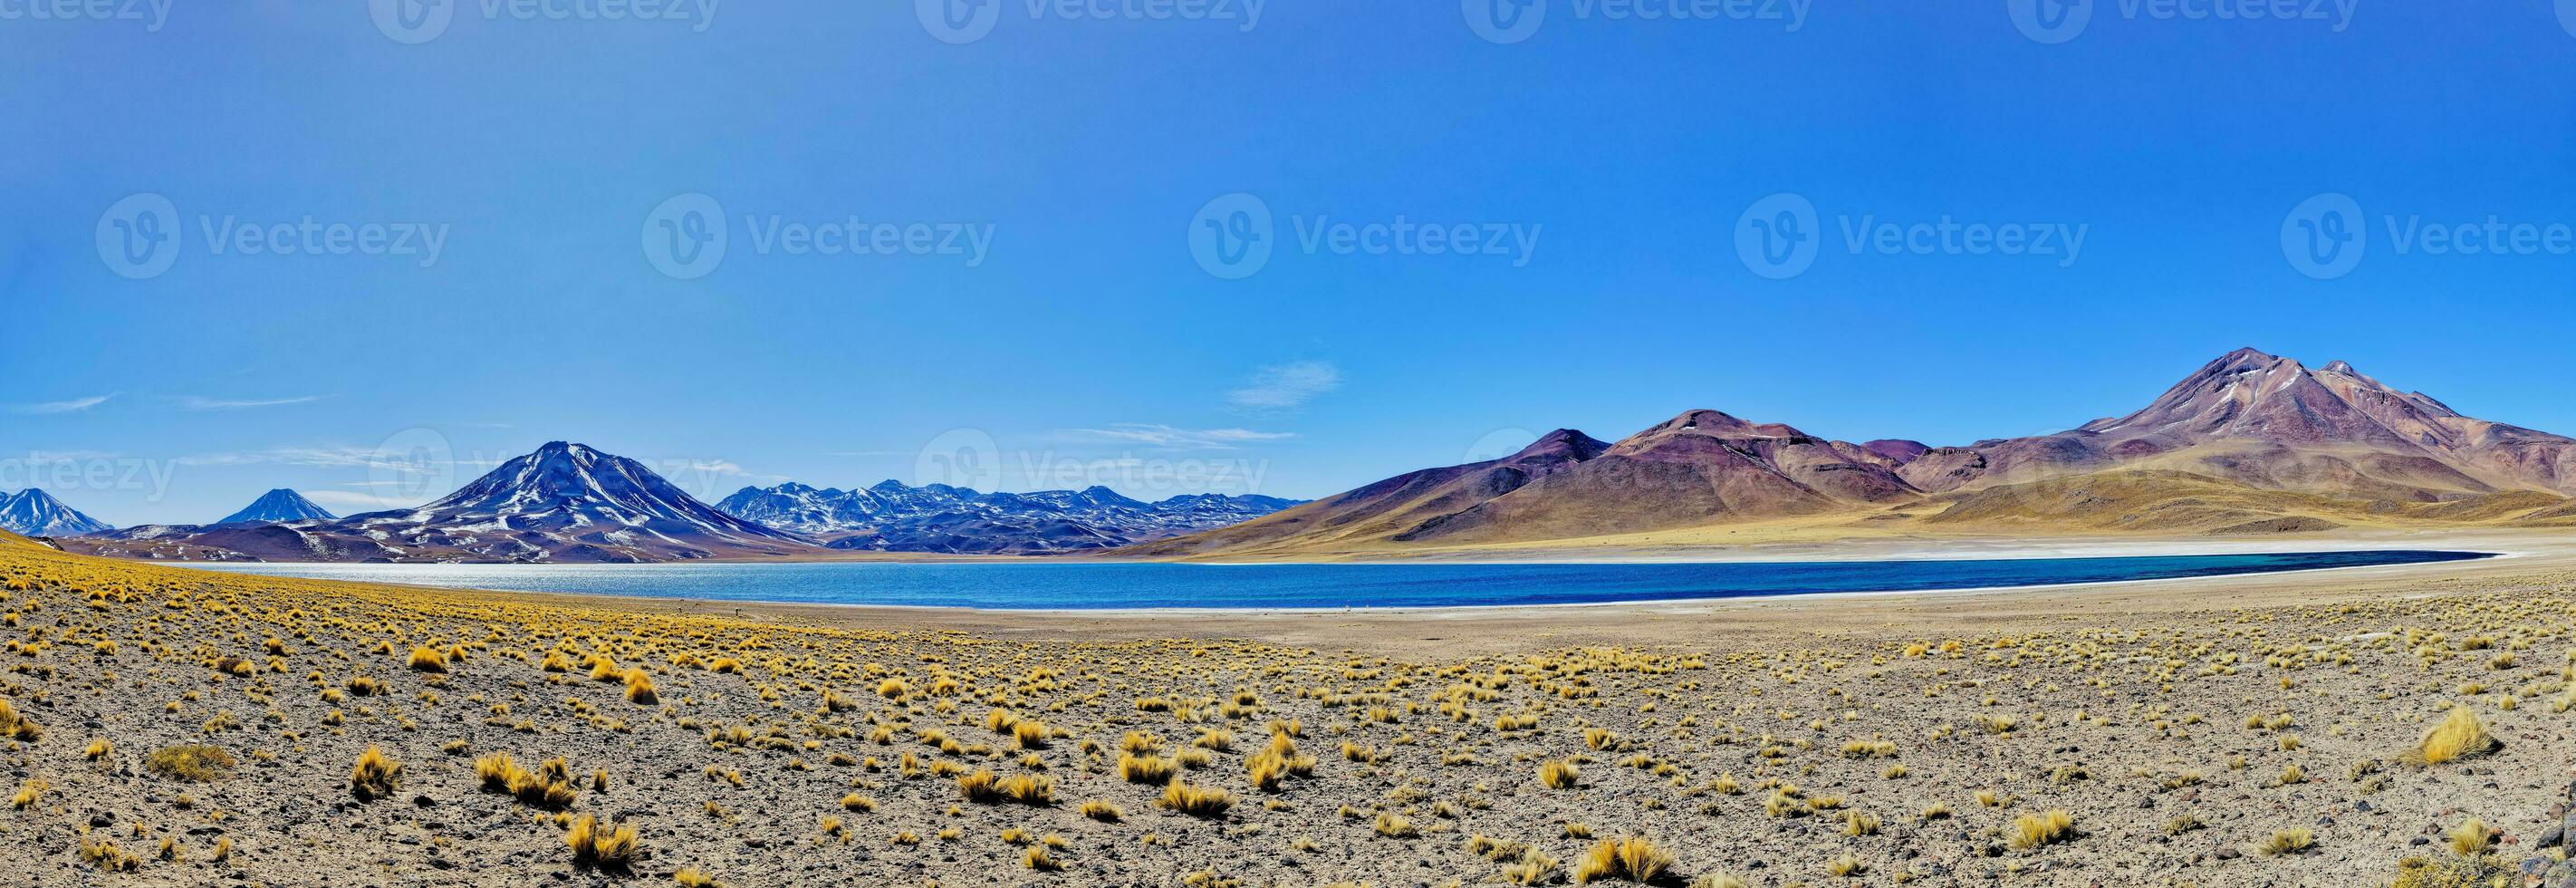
<box><xmin>567</xmin><ymin>814</ymin><xmax>639</xmax><ymax>869</ymax></box>
<box><xmin>1503</xmin><ymin>846</ymin><xmax>1560</xmax><ymax>884</ymax></box>
<box><xmin>144</xmin><ymin>744</ymin><xmax>235</xmax><ymax>782</ymax></box>
<box><xmin>2255</xmin><ymin>827</ymin><xmax>2316</xmax><ymax>856</ymax></box>
<box><xmin>2408</xmin><ymin>707</ymin><xmax>2497</xmax><ymax>765</ymax></box>
<box><xmin>1159</xmin><ymin>778</ymin><xmax>1235</xmax><ymax>817</ymax></box>
<box><xmin>1572</xmin><ymin>836</ymin><xmax>1671</xmax><ymax>884</ymax></box>
<box><xmin>9</xmin><ymin>777</ymin><xmax>44</xmax><ymax>810</ymax></box>
<box><xmin>2008</xmin><ymin>809</ymin><xmax>2075</xmax><ymax>850</ymax></box>
<box><xmin>0</xmin><ymin>699</ymin><xmax>41</xmax><ymax>741</ymax></box>
<box><xmin>1119</xmin><ymin>752</ymin><xmax>1177</xmax><ymax>785</ymax></box>
<box><xmin>1539</xmin><ymin>759</ymin><xmax>1580</xmax><ymax>789</ymax></box>
<box><xmin>407</xmin><ymin>645</ymin><xmax>447</xmax><ymax>672</ymax></box>
<box><xmin>349</xmin><ymin>744</ymin><xmax>402</xmax><ymax>800</ymax></box>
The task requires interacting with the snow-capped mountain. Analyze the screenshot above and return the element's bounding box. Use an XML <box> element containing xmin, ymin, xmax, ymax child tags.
<box><xmin>0</xmin><ymin>489</ymin><xmax>112</xmax><ymax>536</ymax></box>
<box><xmin>716</xmin><ymin>480</ymin><xmax>1301</xmax><ymax>554</ymax></box>
<box><xmin>216</xmin><ymin>488</ymin><xmax>337</xmax><ymax>525</ymax></box>
<box><xmin>75</xmin><ymin>442</ymin><xmax>815</xmax><ymax>564</ymax></box>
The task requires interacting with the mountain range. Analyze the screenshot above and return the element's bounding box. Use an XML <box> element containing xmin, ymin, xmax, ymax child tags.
<box><xmin>60</xmin><ymin>442</ymin><xmax>1298</xmax><ymax>563</ymax></box>
<box><xmin>715</xmin><ymin>482</ymin><xmax>1299</xmax><ymax>555</ymax></box>
<box><xmin>72</xmin><ymin>443</ymin><xmax>811</xmax><ymax>563</ymax></box>
<box><xmin>1126</xmin><ymin>348</ymin><xmax>2576</xmax><ymax>558</ymax></box>
<box><xmin>0</xmin><ymin>489</ymin><xmax>112</xmax><ymax>537</ymax></box>
<box><xmin>39</xmin><ymin>347</ymin><xmax>2576</xmax><ymax>564</ymax></box>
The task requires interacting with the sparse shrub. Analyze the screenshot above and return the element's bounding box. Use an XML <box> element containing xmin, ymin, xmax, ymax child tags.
<box><xmin>145</xmin><ymin>744</ymin><xmax>236</xmax><ymax>782</ymax></box>
<box><xmin>2409</xmin><ymin>707</ymin><xmax>2497</xmax><ymax>765</ymax></box>
<box><xmin>2008</xmin><ymin>809</ymin><xmax>2075</xmax><ymax>850</ymax></box>
<box><xmin>1572</xmin><ymin>836</ymin><xmax>1672</xmax><ymax>884</ymax></box>
<box><xmin>349</xmin><ymin>745</ymin><xmax>402</xmax><ymax>800</ymax></box>
<box><xmin>567</xmin><ymin>814</ymin><xmax>639</xmax><ymax>869</ymax></box>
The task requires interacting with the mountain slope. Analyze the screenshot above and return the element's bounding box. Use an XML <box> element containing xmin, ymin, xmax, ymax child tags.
<box><xmin>1124</xmin><ymin>415</ymin><xmax>1923</xmax><ymax>558</ymax></box>
<box><xmin>216</xmin><ymin>488</ymin><xmax>337</xmax><ymax>525</ymax></box>
<box><xmin>74</xmin><ymin>442</ymin><xmax>815</xmax><ymax>563</ymax></box>
<box><xmin>1130</xmin><ymin>348</ymin><xmax>2576</xmax><ymax>557</ymax></box>
<box><xmin>716</xmin><ymin>481</ymin><xmax>1299</xmax><ymax>555</ymax></box>
<box><xmin>0</xmin><ymin>489</ymin><xmax>113</xmax><ymax>536</ymax></box>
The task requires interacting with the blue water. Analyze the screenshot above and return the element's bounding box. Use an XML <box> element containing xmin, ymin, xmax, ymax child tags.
<box><xmin>185</xmin><ymin>549</ymin><xmax>2492</xmax><ymax>611</ymax></box>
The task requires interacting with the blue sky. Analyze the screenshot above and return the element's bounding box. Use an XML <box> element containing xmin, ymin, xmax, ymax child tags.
<box><xmin>5</xmin><ymin>1</ymin><xmax>2575</xmax><ymax>526</ymax></box>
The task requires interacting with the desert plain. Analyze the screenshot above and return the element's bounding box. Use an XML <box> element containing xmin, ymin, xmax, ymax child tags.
<box><xmin>0</xmin><ymin>529</ymin><xmax>2570</xmax><ymax>887</ymax></box>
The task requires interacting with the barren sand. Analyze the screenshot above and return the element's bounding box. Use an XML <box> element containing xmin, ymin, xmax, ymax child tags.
<box><xmin>0</xmin><ymin>532</ymin><xmax>2570</xmax><ymax>886</ymax></box>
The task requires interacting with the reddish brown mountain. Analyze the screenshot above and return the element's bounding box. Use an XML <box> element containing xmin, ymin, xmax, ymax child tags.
<box><xmin>1129</xmin><ymin>348</ymin><xmax>2576</xmax><ymax>557</ymax></box>
<box><xmin>1889</xmin><ymin>348</ymin><xmax>2576</xmax><ymax>501</ymax></box>
<box><xmin>1125</xmin><ymin>412</ymin><xmax>1920</xmax><ymax>558</ymax></box>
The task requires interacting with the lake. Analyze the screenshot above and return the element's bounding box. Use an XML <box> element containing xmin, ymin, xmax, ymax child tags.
<box><xmin>186</xmin><ymin>549</ymin><xmax>2493</xmax><ymax>611</ymax></box>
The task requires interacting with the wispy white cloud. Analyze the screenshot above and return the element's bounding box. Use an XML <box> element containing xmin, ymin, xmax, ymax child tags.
<box><xmin>1227</xmin><ymin>362</ymin><xmax>1341</xmax><ymax>412</ymax></box>
<box><xmin>178</xmin><ymin>395</ymin><xmax>322</xmax><ymax>411</ymax></box>
<box><xmin>1058</xmin><ymin>424</ymin><xmax>1295</xmax><ymax>450</ymax></box>
<box><xmin>14</xmin><ymin>394</ymin><xmax>114</xmax><ymax>415</ymax></box>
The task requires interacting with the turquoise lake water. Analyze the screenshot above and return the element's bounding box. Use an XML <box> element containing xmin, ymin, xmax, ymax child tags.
<box><xmin>187</xmin><ymin>549</ymin><xmax>2491</xmax><ymax>611</ymax></box>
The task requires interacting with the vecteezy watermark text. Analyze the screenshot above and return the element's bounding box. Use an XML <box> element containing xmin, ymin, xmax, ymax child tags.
<box><xmin>0</xmin><ymin>453</ymin><xmax>178</xmax><ymax>503</ymax></box>
<box><xmin>1187</xmin><ymin>192</ymin><xmax>1542</xmax><ymax>280</ymax></box>
<box><xmin>0</xmin><ymin>0</ymin><xmax>170</xmax><ymax>30</ymax></box>
<box><xmin>370</xmin><ymin>0</ymin><xmax>720</xmax><ymax>43</ymax></box>
<box><xmin>1734</xmin><ymin>192</ymin><xmax>2087</xmax><ymax>279</ymax></box>
<box><xmin>1463</xmin><ymin>0</ymin><xmax>1809</xmax><ymax>45</ymax></box>
<box><xmin>95</xmin><ymin>194</ymin><xmax>452</xmax><ymax>280</ymax></box>
<box><xmin>2009</xmin><ymin>0</ymin><xmax>2359</xmax><ymax>44</ymax></box>
<box><xmin>917</xmin><ymin>0</ymin><xmax>1265</xmax><ymax>44</ymax></box>
<box><xmin>2279</xmin><ymin>192</ymin><xmax>2576</xmax><ymax>280</ymax></box>
<box><xmin>910</xmin><ymin>428</ymin><xmax>1274</xmax><ymax>495</ymax></box>
<box><xmin>639</xmin><ymin>193</ymin><xmax>996</xmax><ymax>280</ymax></box>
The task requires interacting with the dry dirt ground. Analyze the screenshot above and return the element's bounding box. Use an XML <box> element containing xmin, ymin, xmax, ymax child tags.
<box><xmin>0</xmin><ymin>536</ymin><xmax>2570</xmax><ymax>887</ymax></box>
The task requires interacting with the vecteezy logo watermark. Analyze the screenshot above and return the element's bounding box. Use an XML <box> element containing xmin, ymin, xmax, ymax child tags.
<box><xmin>94</xmin><ymin>193</ymin><xmax>452</xmax><ymax>280</ymax></box>
<box><xmin>917</xmin><ymin>0</ymin><xmax>1264</xmax><ymax>43</ymax></box>
<box><xmin>641</xmin><ymin>193</ymin><xmax>728</xmax><ymax>280</ymax></box>
<box><xmin>2278</xmin><ymin>192</ymin><xmax>2576</xmax><ymax>281</ymax></box>
<box><xmin>639</xmin><ymin>193</ymin><xmax>997</xmax><ymax>280</ymax></box>
<box><xmin>96</xmin><ymin>193</ymin><xmax>179</xmax><ymax>280</ymax></box>
<box><xmin>368</xmin><ymin>428</ymin><xmax>458</xmax><ymax>505</ymax></box>
<box><xmin>368</xmin><ymin>0</ymin><xmax>720</xmax><ymax>43</ymax></box>
<box><xmin>1464</xmin><ymin>0</ymin><xmax>1809</xmax><ymax>44</ymax></box>
<box><xmin>916</xmin><ymin>0</ymin><xmax>1002</xmax><ymax>43</ymax></box>
<box><xmin>1462</xmin><ymin>428</ymin><xmax>1542</xmax><ymax>465</ymax></box>
<box><xmin>369</xmin><ymin>0</ymin><xmax>454</xmax><ymax>43</ymax></box>
<box><xmin>916</xmin><ymin>429</ymin><xmax>1004</xmax><ymax>490</ymax></box>
<box><xmin>1188</xmin><ymin>193</ymin><xmax>1274</xmax><ymax>280</ymax></box>
<box><xmin>2279</xmin><ymin>192</ymin><xmax>2365</xmax><ymax>280</ymax></box>
<box><xmin>1187</xmin><ymin>192</ymin><xmax>1543</xmax><ymax>280</ymax></box>
<box><xmin>0</xmin><ymin>0</ymin><xmax>172</xmax><ymax>31</ymax></box>
<box><xmin>2009</xmin><ymin>0</ymin><xmax>2358</xmax><ymax>44</ymax></box>
<box><xmin>1735</xmin><ymin>192</ymin><xmax>2089</xmax><ymax>279</ymax></box>
<box><xmin>2005</xmin><ymin>0</ymin><xmax>2091</xmax><ymax>43</ymax></box>
<box><xmin>1734</xmin><ymin>192</ymin><xmax>1819</xmax><ymax>280</ymax></box>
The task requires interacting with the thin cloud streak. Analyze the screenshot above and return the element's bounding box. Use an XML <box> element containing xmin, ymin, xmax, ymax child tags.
<box><xmin>1227</xmin><ymin>362</ymin><xmax>1341</xmax><ymax>412</ymax></box>
<box><xmin>179</xmin><ymin>395</ymin><xmax>322</xmax><ymax>411</ymax></box>
<box><xmin>1057</xmin><ymin>424</ymin><xmax>1296</xmax><ymax>450</ymax></box>
<box><xmin>14</xmin><ymin>394</ymin><xmax>114</xmax><ymax>414</ymax></box>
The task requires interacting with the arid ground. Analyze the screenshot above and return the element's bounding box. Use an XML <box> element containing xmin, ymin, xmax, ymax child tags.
<box><xmin>0</xmin><ymin>532</ymin><xmax>2570</xmax><ymax>886</ymax></box>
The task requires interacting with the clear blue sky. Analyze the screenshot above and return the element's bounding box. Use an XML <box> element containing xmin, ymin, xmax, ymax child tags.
<box><xmin>5</xmin><ymin>2</ymin><xmax>2574</xmax><ymax>526</ymax></box>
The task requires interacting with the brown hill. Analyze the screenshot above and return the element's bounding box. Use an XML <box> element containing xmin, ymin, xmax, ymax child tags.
<box><xmin>1128</xmin><ymin>348</ymin><xmax>2576</xmax><ymax>558</ymax></box>
<box><xmin>1124</xmin><ymin>411</ymin><xmax>1921</xmax><ymax>558</ymax></box>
